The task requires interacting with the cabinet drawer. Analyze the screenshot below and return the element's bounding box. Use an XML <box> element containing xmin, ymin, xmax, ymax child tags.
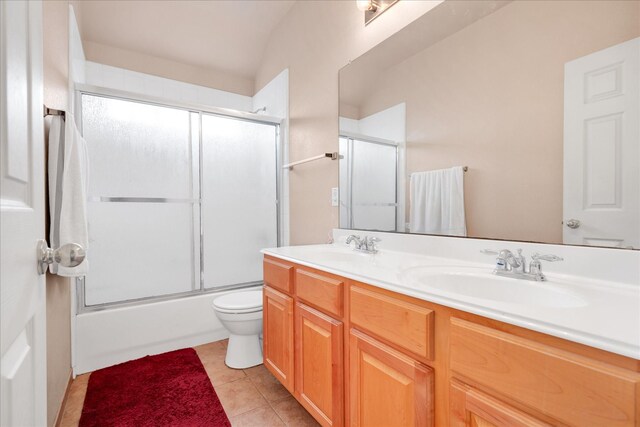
<box><xmin>450</xmin><ymin>318</ymin><xmax>640</xmax><ymax>427</ymax></box>
<box><xmin>350</xmin><ymin>286</ymin><xmax>434</xmax><ymax>361</ymax></box>
<box><xmin>264</xmin><ymin>257</ymin><xmax>293</xmax><ymax>294</ymax></box>
<box><xmin>296</xmin><ymin>269</ymin><xmax>343</xmax><ymax>318</ymax></box>
<box><xmin>450</xmin><ymin>380</ymin><xmax>551</xmax><ymax>427</ymax></box>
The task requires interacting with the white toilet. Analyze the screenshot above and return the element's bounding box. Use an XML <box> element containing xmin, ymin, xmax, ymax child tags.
<box><xmin>212</xmin><ymin>290</ymin><xmax>263</xmax><ymax>369</ymax></box>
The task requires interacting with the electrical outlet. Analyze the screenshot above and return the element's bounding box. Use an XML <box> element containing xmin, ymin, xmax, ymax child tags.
<box><xmin>331</xmin><ymin>187</ymin><xmax>339</xmax><ymax>207</ymax></box>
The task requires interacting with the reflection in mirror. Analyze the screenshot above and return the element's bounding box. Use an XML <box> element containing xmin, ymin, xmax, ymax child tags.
<box><xmin>339</xmin><ymin>103</ymin><xmax>405</xmax><ymax>232</ymax></box>
<box><xmin>339</xmin><ymin>0</ymin><xmax>639</xmax><ymax>249</ymax></box>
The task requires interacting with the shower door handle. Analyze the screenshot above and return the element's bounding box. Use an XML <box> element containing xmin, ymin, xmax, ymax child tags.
<box><xmin>37</xmin><ymin>240</ymin><xmax>86</xmax><ymax>275</ymax></box>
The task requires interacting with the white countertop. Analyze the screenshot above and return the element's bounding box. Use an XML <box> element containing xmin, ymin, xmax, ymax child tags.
<box><xmin>262</xmin><ymin>243</ymin><xmax>640</xmax><ymax>359</ymax></box>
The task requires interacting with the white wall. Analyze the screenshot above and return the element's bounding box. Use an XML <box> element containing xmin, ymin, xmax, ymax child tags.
<box><xmin>361</xmin><ymin>104</ymin><xmax>405</xmax><ymax>142</ymax></box>
<box><xmin>339</xmin><ymin>117</ymin><xmax>359</xmax><ymax>134</ymax></box>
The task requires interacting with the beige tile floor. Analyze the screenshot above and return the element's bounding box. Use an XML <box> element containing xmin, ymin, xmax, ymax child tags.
<box><xmin>58</xmin><ymin>340</ymin><xmax>319</xmax><ymax>427</ymax></box>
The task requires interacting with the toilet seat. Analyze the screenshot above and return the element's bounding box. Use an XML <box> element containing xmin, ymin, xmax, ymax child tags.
<box><xmin>213</xmin><ymin>290</ymin><xmax>263</xmax><ymax>314</ymax></box>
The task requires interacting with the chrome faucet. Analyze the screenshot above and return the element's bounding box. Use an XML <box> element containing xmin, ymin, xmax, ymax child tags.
<box><xmin>482</xmin><ymin>249</ymin><xmax>563</xmax><ymax>281</ymax></box>
<box><xmin>345</xmin><ymin>234</ymin><xmax>363</xmax><ymax>247</ymax></box>
<box><xmin>346</xmin><ymin>234</ymin><xmax>380</xmax><ymax>254</ymax></box>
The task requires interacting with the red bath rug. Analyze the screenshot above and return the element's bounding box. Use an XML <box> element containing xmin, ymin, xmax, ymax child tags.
<box><xmin>79</xmin><ymin>348</ymin><xmax>231</xmax><ymax>427</ymax></box>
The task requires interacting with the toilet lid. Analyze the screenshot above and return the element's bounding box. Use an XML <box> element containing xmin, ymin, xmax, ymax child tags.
<box><xmin>213</xmin><ymin>290</ymin><xmax>263</xmax><ymax>311</ymax></box>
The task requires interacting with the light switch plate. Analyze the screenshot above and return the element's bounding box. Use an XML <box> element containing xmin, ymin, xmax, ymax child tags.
<box><xmin>331</xmin><ymin>187</ymin><xmax>339</xmax><ymax>207</ymax></box>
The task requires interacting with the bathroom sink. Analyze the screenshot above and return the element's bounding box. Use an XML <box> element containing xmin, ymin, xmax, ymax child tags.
<box><xmin>401</xmin><ymin>266</ymin><xmax>588</xmax><ymax>308</ymax></box>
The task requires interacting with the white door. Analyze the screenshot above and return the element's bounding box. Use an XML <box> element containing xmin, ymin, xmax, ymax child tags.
<box><xmin>563</xmin><ymin>37</ymin><xmax>640</xmax><ymax>249</ymax></box>
<box><xmin>0</xmin><ymin>1</ymin><xmax>47</xmax><ymax>426</ymax></box>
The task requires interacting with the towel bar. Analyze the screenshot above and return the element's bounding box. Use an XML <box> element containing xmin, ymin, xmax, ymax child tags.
<box><xmin>44</xmin><ymin>105</ymin><xmax>66</xmax><ymax>118</ymax></box>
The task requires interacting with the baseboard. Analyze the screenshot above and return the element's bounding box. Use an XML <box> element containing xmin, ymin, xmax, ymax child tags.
<box><xmin>53</xmin><ymin>370</ymin><xmax>73</xmax><ymax>427</ymax></box>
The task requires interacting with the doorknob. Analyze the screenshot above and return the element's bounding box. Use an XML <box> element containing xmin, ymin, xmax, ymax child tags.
<box><xmin>37</xmin><ymin>240</ymin><xmax>86</xmax><ymax>275</ymax></box>
<box><xmin>565</xmin><ymin>219</ymin><xmax>581</xmax><ymax>229</ymax></box>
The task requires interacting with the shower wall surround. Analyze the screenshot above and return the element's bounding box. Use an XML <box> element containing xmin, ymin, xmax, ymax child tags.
<box><xmin>84</xmin><ymin>61</ymin><xmax>252</xmax><ymax>112</ymax></box>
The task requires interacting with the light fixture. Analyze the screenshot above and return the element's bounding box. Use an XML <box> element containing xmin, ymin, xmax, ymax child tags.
<box><xmin>356</xmin><ymin>0</ymin><xmax>377</xmax><ymax>12</ymax></box>
<box><xmin>356</xmin><ymin>0</ymin><xmax>398</xmax><ymax>25</ymax></box>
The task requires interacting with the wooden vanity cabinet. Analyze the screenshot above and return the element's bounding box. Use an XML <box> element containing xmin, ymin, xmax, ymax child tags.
<box><xmin>263</xmin><ymin>255</ymin><xmax>640</xmax><ymax>427</ymax></box>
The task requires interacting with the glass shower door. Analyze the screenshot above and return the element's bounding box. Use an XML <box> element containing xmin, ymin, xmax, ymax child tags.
<box><xmin>81</xmin><ymin>94</ymin><xmax>199</xmax><ymax>306</ymax></box>
<box><xmin>201</xmin><ymin>114</ymin><xmax>278</xmax><ymax>289</ymax></box>
<box><xmin>80</xmin><ymin>92</ymin><xmax>280</xmax><ymax>309</ymax></box>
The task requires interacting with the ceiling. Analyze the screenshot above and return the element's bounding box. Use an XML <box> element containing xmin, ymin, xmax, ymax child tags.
<box><xmin>73</xmin><ymin>0</ymin><xmax>296</xmax><ymax>80</ymax></box>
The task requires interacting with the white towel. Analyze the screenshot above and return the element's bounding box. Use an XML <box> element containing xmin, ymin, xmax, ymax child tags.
<box><xmin>48</xmin><ymin>114</ymin><xmax>89</xmax><ymax>276</ymax></box>
<box><xmin>409</xmin><ymin>166</ymin><xmax>466</xmax><ymax>236</ymax></box>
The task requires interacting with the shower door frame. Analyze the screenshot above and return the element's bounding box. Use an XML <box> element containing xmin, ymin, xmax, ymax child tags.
<box><xmin>74</xmin><ymin>84</ymin><xmax>284</xmax><ymax>313</ymax></box>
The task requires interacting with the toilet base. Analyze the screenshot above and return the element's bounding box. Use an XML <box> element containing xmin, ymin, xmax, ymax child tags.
<box><xmin>225</xmin><ymin>334</ymin><xmax>263</xmax><ymax>369</ymax></box>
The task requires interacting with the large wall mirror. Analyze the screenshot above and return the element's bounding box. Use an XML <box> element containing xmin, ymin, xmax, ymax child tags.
<box><xmin>339</xmin><ymin>0</ymin><xmax>639</xmax><ymax>249</ymax></box>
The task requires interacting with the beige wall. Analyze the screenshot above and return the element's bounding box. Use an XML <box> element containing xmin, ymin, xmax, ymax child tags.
<box><xmin>255</xmin><ymin>0</ymin><xmax>443</xmax><ymax>244</ymax></box>
<box><xmin>355</xmin><ymin>0</ymin><xmax>639</xmax><ymax>243</ymax></box>
<box><xmin>43</xmin><ymin>2</ymin><xmax>72</xmax><ymax>426</ymax></box>
<box><xmin>82</xmin><ymin>40</ymin><xmax>255</xmax><ymax>96</ymax></box>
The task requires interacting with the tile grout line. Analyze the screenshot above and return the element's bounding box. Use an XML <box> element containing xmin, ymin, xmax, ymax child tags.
<box><xmin>217</xmin><ymin>376</ymin><xmax>271</xmax><ymax>421</ymax></box>
<box><xmin>267</xmin><ymin>394</ymin><xmax>297</xmax><ymax>426</ymax></box>
<box><xmin>241</xmin><ymin>372</ymin><xmax>293</xmax><ymax>426</ymax></box>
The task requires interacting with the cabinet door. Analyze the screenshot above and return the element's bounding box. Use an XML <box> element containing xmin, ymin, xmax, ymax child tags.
<box><xmin>295</xmin><ymin>303</ymin><xmax>344</xmax><ymax>427</ymax></box>
<box><xmin>263</xmin><ymin>286</ymin><xmax>294</xmax><ymax>392</ymax></box>
<box><xmin>450</xmin><ymin>318</ymin><xmax>640</xmax><ymax>427</ymax></box>
<box><xmin>349</xmin><ymin>329</ymin><xmax>433</xmax><ymax>427</ymax></box>
<box><xmin>450</xmin><ymin>381</ymin><xmax>551</xmax><ymax>427</ymax></box>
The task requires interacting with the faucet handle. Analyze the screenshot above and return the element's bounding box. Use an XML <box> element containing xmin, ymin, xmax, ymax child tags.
<box><xmin>531</xmin><ymin>253</ymin><xmax>563</xmax><ymax>262</ymax></box>
<box><xmin>365</xmin><ymin>236</ymin><xmax>380</xmax><ymax>252</ymax></box>
<box><xmin>529</xmin><ymin>253</ymin><xmax>563</xmax><ymax>280</ymax></box>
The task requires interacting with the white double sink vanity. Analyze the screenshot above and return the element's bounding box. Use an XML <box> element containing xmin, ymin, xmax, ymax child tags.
<box><xmin>265</xmin><ymin>229</ymin><xmax>640</xmax><ymax>359</ymax></box>
<box><xmin>261</xmin><ymin>229</ymin><xmax>640</xmax><ymax>427</ymax></box>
